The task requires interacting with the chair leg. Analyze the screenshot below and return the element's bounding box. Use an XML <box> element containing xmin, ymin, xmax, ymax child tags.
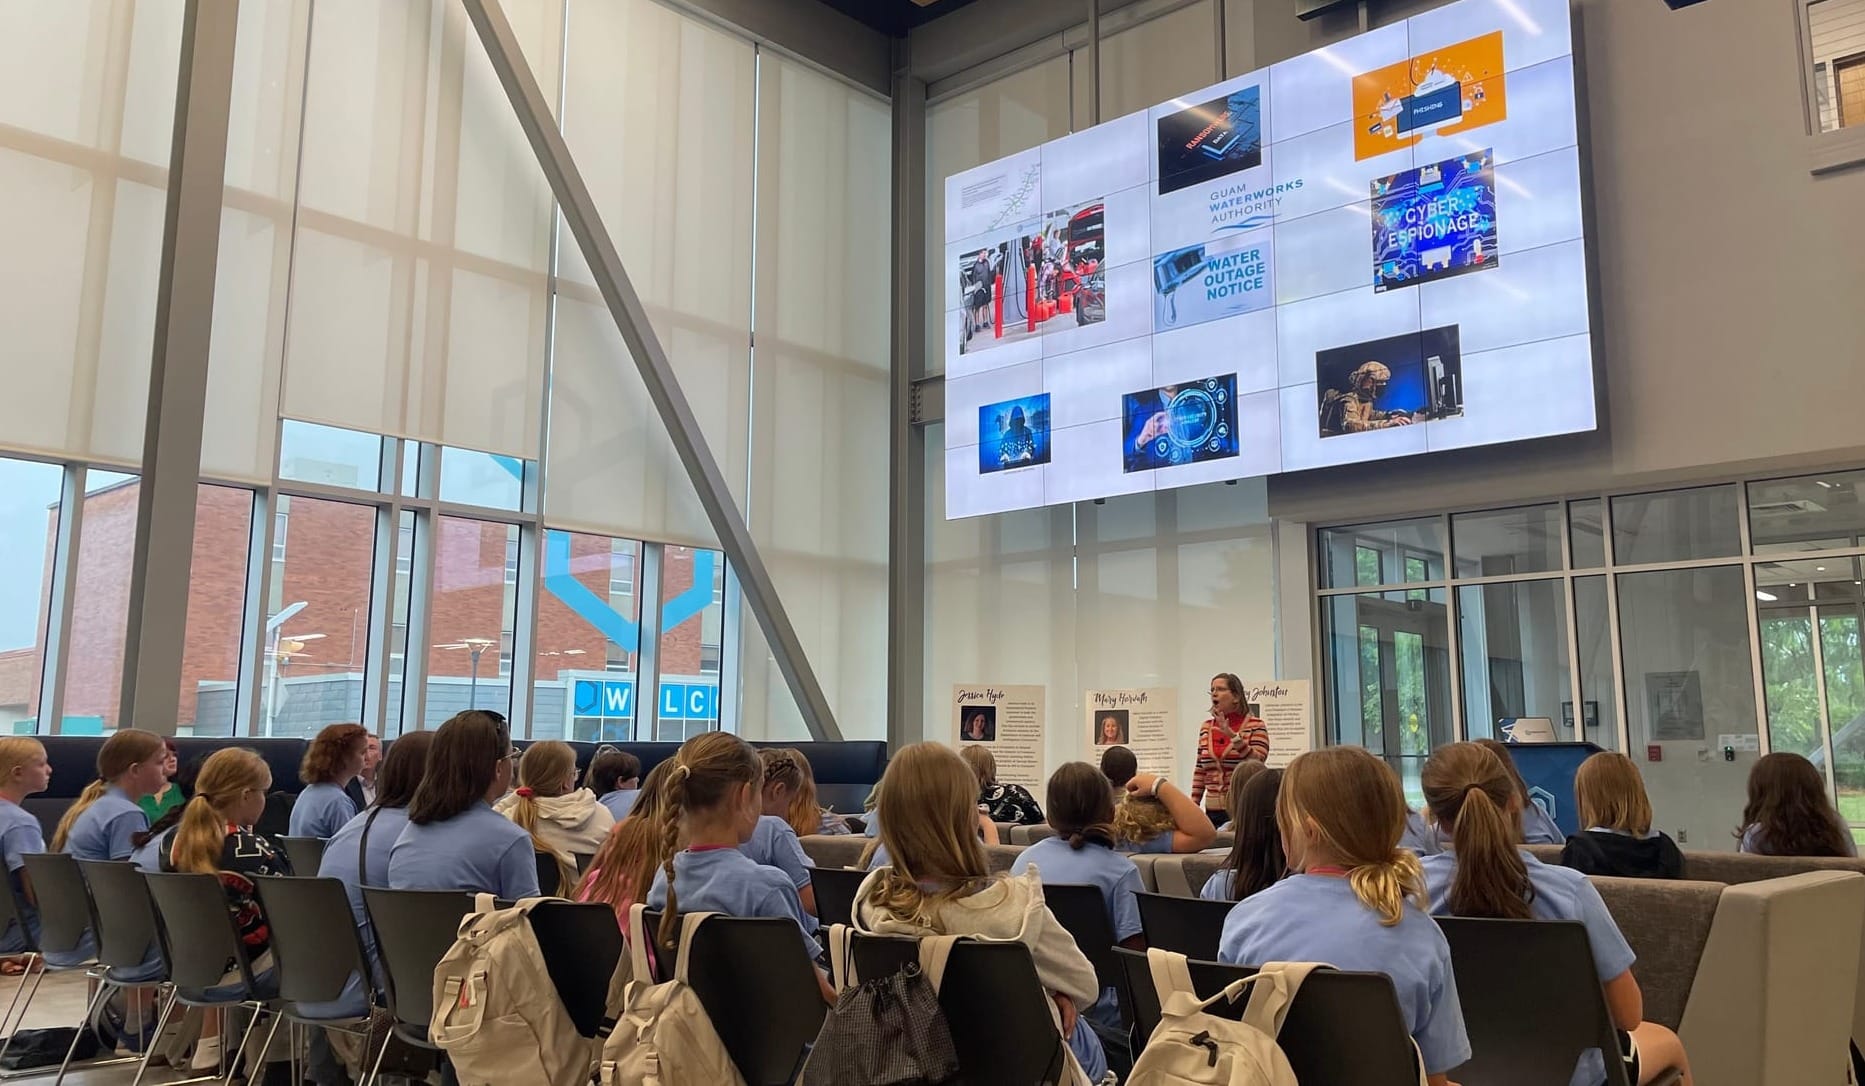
<box><xmin>131</xmin><ymin>988</ymin><xmax>178</xmax><ymax>1086</ymax></box>
<box><xmin>362</xmin><ymin>1021</ymin><xmax>392</xmax><ymax>1086</ymax></box>
<box><xmin>0</xmin><ymin>955</ymin><xmax>46</xmax><ymax>1066</ymax></box>
<box><xmin>234</xmin><ymin>1006</ymin><xmax>282</xmax><ymax>1086</ymax></box>
<box><xmin>52</xmin><ymin>980</ymin><xmax>113</xmax><ymax>1086</ymax></box>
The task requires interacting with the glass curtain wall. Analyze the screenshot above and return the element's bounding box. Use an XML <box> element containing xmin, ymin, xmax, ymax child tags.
<box><xmin>0</xmin><ymin>0</ymin><xmax>891</xmax><ymax>744</ymax></box>
<box><xmin>1321</xmin><ymin>472</ymin><xmax>1865</xmax><ymax>847</ymax></box>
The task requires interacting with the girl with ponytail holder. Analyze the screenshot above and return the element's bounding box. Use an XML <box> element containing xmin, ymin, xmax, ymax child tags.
<box><xmin>1420</xmin><ymin>743</ymin><xmax>1691</xmax><ymax>1086</ymax></box>
<box><xmin>495</xmin><ymin>740</ymin><xmax>614</xmax><ymax>894</ymax></box>
<box><xmin>158</xmin><ymin>748</ymin><xmax>287</xmax><ymax>985</ymax></box>
<box><xmin>387</xmin><ymin>711</ymin><xmax>540</xmax><ymax>899</ymax></box>
<box><xmin>54</xmin><ymin>728</ymin><xmax>166</xmax><ymax>860</ymax></box>
<box><xmin>642</xmin><ymin>733</ymin><xmax>833</xmax><ymax>1003</ymax></box>
<box><xmin>1219</xmin><ymin>747</ymin><xmax>1470</xmax><ymax>1086</ymax></box>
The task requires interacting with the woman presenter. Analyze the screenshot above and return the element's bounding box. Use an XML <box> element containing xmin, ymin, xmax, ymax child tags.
<box><xmin>1190</xmin><ymin>673</ymin><xmax>1269</xmax><ymax>827</ymax></box>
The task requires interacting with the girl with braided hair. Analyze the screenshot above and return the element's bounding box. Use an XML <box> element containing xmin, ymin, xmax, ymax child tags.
<box><xmin>642</xmin><ymin>732</ymin><xmax>833</xmax><ymax>1003</ymax></box>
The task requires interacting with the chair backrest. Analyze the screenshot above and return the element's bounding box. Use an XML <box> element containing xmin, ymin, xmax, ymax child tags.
<box><xmin>806</xmin><ymin>866</ymin><xmax>865</xmax><ymax>929</ymax></box>
<box><xmin>527</xmin><ymin>900</ymin><xmax>623</xmax><ymax>1039</ymax></box>
<box><xmin>680</xmin><ymin>915</ymin><xmax>828</xmax><ymax>1086</ymax></box>
<box><xmin>535</xmin><ymin>849</ymin><xmax>561</xmax><ymax>897</ymax></box>
<box><xmin>21</xmin><ymin>852</ymin><xmax>96</xmax><ymax>955</ymax></box>
<box><xmin>797</xmin><ymin>835</ymin><xmax>868</xmax><ymax>871</ymax></box>
<box><xmin>852</xmin><ymin>933</ymin><xmax>1064</xmax><ymax>1086</ymax></box>
<box><xmin>142</xmin><ymin>870</ymin><xmax>257</xmax><ymax>993</ymax></box>
<box><xmin>362</xmin><ymin>887</ymin><xmax>474</xmax><ymax>1028</ymax></box>
<box><xmin>573</xmin><ymin>852</ymin><xmax>595</xmax><ymax>875</ymax></box>
<box><xmin>1135</xmin><ymin>891</ymin><xmax>1231</xmax><ymax>960</ymax></box>
<box><xmin>1115</xmin><ymin>948</ymin><xmax>1425</xmax><ymax>1086</ymax></box>
<box><xmin>1011</xmin><ymin>824</ymin><xmax>1057</xmax><ymax>846</ymax></box>
<box><xmin>1436</xmin><ymin>917</ymin><xmax>1628</xmax><ymax>1086</ymax></box>
<box><xmin>278</xmin><ymin>835</ymin><xmax>327</xmax><ymax>877</ymax></box>
<box><xmin>76</xmin><ymin>860</ymin><xmax>161</xmax><ymax>971</ymax></box>
<box><xmin>1041</xmin><ymin>882</ymin><xmax>1124</xmax><ymax>993</ymax></box>
<box><xmin>252</xmin><ymin>875</ymin><xmax>373</xmax><ymax>1006</ymax></box>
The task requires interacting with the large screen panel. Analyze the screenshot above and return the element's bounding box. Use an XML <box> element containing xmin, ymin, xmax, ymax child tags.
<box><xmin>943</xmin><ymin>0</ymin><xmax>1594</xmax><ymax>518</ymax></box>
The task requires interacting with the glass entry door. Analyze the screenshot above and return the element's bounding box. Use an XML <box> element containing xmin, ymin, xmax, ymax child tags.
<box><xmin>1758</xmin><ymin>558</ymin><xmax>1865</xmax><ymax>844</ymax></box>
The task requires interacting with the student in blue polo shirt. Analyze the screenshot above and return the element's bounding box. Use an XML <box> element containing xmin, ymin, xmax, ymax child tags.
<box><xmin>388</xmin><ymin>711</ymin><xmax>539</xmax><ymax>900</ymax></box>
<box><xmin>588</xmin><ymin>748</ymin><xmax>643</xmax><ymax>821</ymax></box>
<box><xmin>740</xmin><ymin>812</ymin><xmax>818</xmax><ymax>922</ymax></box>
<box><xmin>1112</xmin><ymin>770</ymin><xmax>1217</xmax><ymax>855</ymax></box>
<box><xmin>1011</xmin><ymin>761</ymin><xmax>1149</xmax><ymax>1046</ymax></box>
<box><xmin>1420</xmin><ymin>742</ymin><xmax>1692</xmax><ymax>1086</ymax></box>
<box><xmin>0</xmin><ymin>738</ymin><xmax>51</xmax><ymax>963</ymax></box>
<box><xmin>290</xmin><ymin>723</ymin><xmax>367</xmax><ymax>840</ymax></box>
<box><xmin>1219</xmin><ymin>747</ymin><xmax>1470</xmax><ymax>1086</ymax></box>
<box><xmin>54</xmin><ymin>728</ymin><xmax>167</xmax><ymax>862</ymax></box>
<box><xmin>644</xmin><ymin>732</ymin><xmax>832</xmax><ymax>1003</ymax></box>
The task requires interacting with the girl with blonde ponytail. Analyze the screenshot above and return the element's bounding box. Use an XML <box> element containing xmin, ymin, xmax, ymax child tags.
<box><xmin>54</xmin><ymin>728</ymin><xmax>166</xmax><ymax>859</ymax></box>
<box><xmin>641</xmin><ymin>733</ymin><xmax>832</xmax><ymax>1003</ymax></box>
<box><xmin>1421</xmin><ymin>743</ymin><xmax>1693</xmax><ymax>1086</ymax></box>
<box><xmin>494</xmin><ymin>740</ymin><xmax>613</xmax><ymax>893</ymax></box>
<box><xmin>1219</xmin><ymin>746</ymin><xmax>1469</xmax><ymax>1086</ymax></box>
<box><xmin>157</xmin><ymin>748</ymin><xmax>286</xmax><ymax>976</ymax></box>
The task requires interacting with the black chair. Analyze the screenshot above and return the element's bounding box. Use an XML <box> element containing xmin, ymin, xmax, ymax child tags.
<box><xmin>573</xmin><ymin>852</ymin><xmax>596</xmax><ymax>875</ymax></box>
<box><xmin>806</xmin><ymin>866</ymin><xmax>865</xmax><ymax>929</ymax></box>
<box><xmin>535</xmin><ymin>849</ymin><xmax>562</xmax><ymax>897</ymax></box>
<box><xmin>361</xmin><ymin>887</ymin><xmax>474</xmax><ymax>1069</ymax></box>
<box><xmin>528</xmin><ymin>901</ymin><xmax>623</xmax><ymax>1038</ymax></box>
<box><xmin>851</xmin><ymin>933</ymin><xmax>1066</xmax><ymax>1086</ymax></box>
<box><xmin>142</xmin><ymin>871</ymin><xmax>283</xmax><ymax>1086</ymax></box>
<box><xmin>639</xmin><ymin>911</ymin><xmax>825</xmax><ymax>1085</ymax></box>
<box><xmin>250</xmin><ymin>875</ymin><xmax>378</xmax><ymax>1080</ymax></box>
<box><xmin>1438</xmin><ymin>917</ymin><xmax>1672</xmax><ymax>1086</ymax></box>
<box><xmin>21</xmin><ymin>853</ymin><xmax>145</xmax><ymax>1084</ymax></box>
<box><xmin>277</xmin><ymin>836</ymin><xmax>327</xmax><ymax>877</ymax></box>
<box><xmin>1041</xmin><ymin>883</ymin><xmax>1125</xmax><ymax>999</ymax></box>
<box><xmin>1115</xmin><ymin>948</ymin><xmax>1427</xmax><ymax>1085</ymax></box>
<box><xmin>1136</xmin><ymin>892</ymin><xmax>1233</xmax><ymax>961</ymax></box>
<box><xmin>76</xmin><ymin>861</ymin><xmax>173</xmax><ymax>1086</ymax></box>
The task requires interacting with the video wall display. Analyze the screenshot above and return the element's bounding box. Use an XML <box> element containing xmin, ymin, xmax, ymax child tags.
<box><xmin>943</xmin><ymin>0</ymin><xmax>1595</xmax><ymax>519</ymax></box>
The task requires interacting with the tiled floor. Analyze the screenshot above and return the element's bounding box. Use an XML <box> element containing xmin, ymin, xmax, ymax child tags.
<box><xmin>0</xmin><ymin>969</ymin><xmax>215</xmax><ymax>1084</ymax></box>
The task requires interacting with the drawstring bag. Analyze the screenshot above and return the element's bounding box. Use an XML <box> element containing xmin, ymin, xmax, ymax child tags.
<box><xmin>801</xmin><ymin>932</ymin><xmax>962</xmax><ymax>1086</ymax></box>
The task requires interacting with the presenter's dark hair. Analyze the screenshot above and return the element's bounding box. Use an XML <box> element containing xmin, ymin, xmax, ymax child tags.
<box><xmin>374</xmin><ymin>731</ymin><xmax>436</xmax><ymax>811</ymax></box>
<box><xmin>1046</xmin><ymin>762</ymin><xmax>1118</xmax><ymax>850</ymax></box>
<box><xmin>407</xmin><ymin>711</ymin><xmax>510</xmax><ymax>825</ymax></box>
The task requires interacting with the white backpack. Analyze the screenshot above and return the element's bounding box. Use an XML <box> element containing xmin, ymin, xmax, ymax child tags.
<box><xmin>1127</xmin><ymin>950</ymin><xmax>1317</xmax><ymax>1086</ymax></box>
<box><xmin>429</xmin><ymin>894</ymin><xmax>595</xmax><ymax>1086</ymax></box>
<box><xmin>599</xmin><ymin>904</ymin><xmax>746</xmax><ymax>1086</ymax></box>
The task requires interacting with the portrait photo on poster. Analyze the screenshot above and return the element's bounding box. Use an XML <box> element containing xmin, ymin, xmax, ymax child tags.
<box><xmin>960</xmin><ymin>705</ymin><xmax>998</xmax><ymax>743</ymax></box>
<box><xmin>1316</xmin><ymin>325</ymin><xmax>1463</xmax><ymax>439</ymax></box>
<box><xmin>1093</xmin><ymin>709</ymin><xmax>1131</xmax><ymax>746</ymax></box>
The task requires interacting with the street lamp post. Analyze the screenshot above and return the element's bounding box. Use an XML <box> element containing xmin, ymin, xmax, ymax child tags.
<box><xmin>439</xmin><ymin>638</ymin><xmax>500</xmax><ymax>712</ymax></box>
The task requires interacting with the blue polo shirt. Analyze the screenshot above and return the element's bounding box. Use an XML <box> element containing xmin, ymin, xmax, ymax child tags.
<box><xmin>388</xmin><ymin>801</ymin><xmax>540</xmax><ymax>899</ymax></box>
<box><xmin>0</xmin><ymin>801</ymin><xmax>42</xmax><ymax>953</ymax></box>
<box><xmin>289</xmin><ymin>783</ymin><xmax>359</xmax><ymax>840</ymax></box>
<box><xmin>64</xmin><ymin>786</ymin><xmax>147</xmax><ymax>861</ymax></box>
<box><xmin>647</xmin><ymin>847</ymin><xmax>819</xmax><ymax>963</ymax></box>
<box><xmin>1220</xmin><ymin>873</ymin><xmax>1470</xmax><ymax>1076</ymax></box>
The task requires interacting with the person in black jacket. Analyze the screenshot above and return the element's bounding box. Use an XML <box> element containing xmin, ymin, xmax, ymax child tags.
<box><xmin>958</xmin><ymin>744</ymin><xmax>1044</xmax><ymax>825</ymax></box>
<box><xmin>1561</xmin><ymin>752</ymin><xmax>1683</xmax><ymax>879</ymax></box>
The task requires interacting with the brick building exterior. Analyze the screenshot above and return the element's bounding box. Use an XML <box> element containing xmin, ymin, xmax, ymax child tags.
<box><xmin>0</xmin><ymin>480</ymin><xmax>712</xmax><ymax>736</ymax></box>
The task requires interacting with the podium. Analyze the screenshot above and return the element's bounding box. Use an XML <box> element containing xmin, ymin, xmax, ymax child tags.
<box><xmin>1499</xmin><ymin>740</ymin><xmax>1603</xmax><ymax>838</ymax></box>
